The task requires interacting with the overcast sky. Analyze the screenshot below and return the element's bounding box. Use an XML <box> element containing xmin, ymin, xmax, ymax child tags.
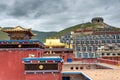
<box><xmin>0</xmin><ymin>0</ymin><xmax>120</xmax><ymax>32</ymax></box>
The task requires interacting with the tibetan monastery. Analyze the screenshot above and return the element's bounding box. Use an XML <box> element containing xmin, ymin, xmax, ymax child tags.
<box><xmin>0</xmin><ymin>26</ymin><xmax>63</xmax><ymax>80</ymax></box>
<box><xmin>44</xmin><ymin>38</ymin><xmax>73</xmax><ymax>62</ymax></box>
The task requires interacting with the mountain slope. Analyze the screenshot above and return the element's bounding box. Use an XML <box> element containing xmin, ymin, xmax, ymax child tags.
<box><xmin>50</xmin><ymin>22</ymin><xmax>120</xmax><ymax>37</ymax></box>
<box><xmin>0</xmin><ymin>31</ymin><xmax>9</xmax><ymax>40</ymax></box>
<box><xmin>50</xmin><ymin>22</ymin><xmax>100</xmax><ymax>37</ymax></box>
<box><xmin>0</xmin><ymin>22</ymin><xmax>119</xmax><ymax>42</ymax></box>
<box><xmin>32</xmin><ymin>31</ymin><xmax>57</xmax><ymax>42</ymax></box>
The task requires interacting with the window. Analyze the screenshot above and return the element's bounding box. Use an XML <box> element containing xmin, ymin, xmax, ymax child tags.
<box><xmin>112</xmin><ymin>40</ymin><xmax>115</xmax><ymax>43</ymax></box>
<box><xmin>82</xmin><ymin>47</ymin><xmax>86</xmax><ymax>51</ymax></box>
<box><xmin>86</xmin><ymin>40</ymin><xmax>89</xmax><ymax>44</ymax></box>
<box><xmin>107</xmin><ymin>53</ymin><xmax>110</xmax><ymax>55</ymax></box>
<box><xmin>83</xmin><ymin>53</ymin><xmax>88</xmax><ymax>58</ymax></box>
<box><xmin>77</xmin><ymin>46</ymin><xmax>80</xmax><ymax>51</ymax></box>
<box><xmin>76</xmin><ymin>41</ymin><xmax>80</xmax><ymax>44</ymax></box>
<box><xmin>70</xmin><ymin>67</ymin><xmax>73</xmax><ymax>70</ymax></box>
<box><xmin>112</xmin><ymin>35</ymin><xmax>116</xmax><ymax>39</ymax></box>
<box><xmin>90</xmin><ymin>40</ymin><xmax>94</xmax><ymax>44</ymax></box>
<box><xmin>112</xmin><ymin>53</ymin><xmax>116</xmax><ymax>56</ymax></box>
<box><xmin>102</xmin><ymin>40</ymin><xmax>105</xmax><ymax>43</ymax></box>
<box><xmin>81</xmin><ymin>41</ymin><xmax>84</xmax><ymax>44</ymax></box>
<box><xmin>116</xmin><ymin>35</ymin><xmax>119</xmax><ymax>39</ymax></box>
<box><xmin>80</xmin><ymin>66</ymin><xmax>83</xmax><ymax>69</ymax></box>
<box><xmin>88</xmin><ymin>47</ymin><xmax>92</xmax><ymax>51</ymax></box>
<box><xmin>95</xmin><ymin>40</ymin><xmax>98</xmax><ymax>44</ymax></box>
<box><xmin>117</xmin><ymin>40</ymin><xmax>120</xmax><ymax>43</ymax></box>
<box><xmin>89</xmin><ymin>53</ymin><xmax>94</xmax><ymax>58</ymax></box>
<box><xmin>107</xmin><ymin>40</ymin><xmax>110</xmax><ymax>43</ymax></box>
<box><xmin>102</xmin><ymin>53</ymin><xmax>104</xmax><ymax>55</ymax></box>
<box><xmin>76</xmin><ymin>67</ymin><xmax>79</xmax><ymax>70</ymax></box>
<box><xmin>118</xmin><ymin>53</ymin><xmax>120</xmax><ymax>55</ymax></box>
<box><xmin>93</xmin><ymin>47</ymin><xmax>97</xmax><ymax>51</ymax></box>
<box><xmin>77</xmin><ymin>53</ymin><xmax>82</xmax><ymax>57</ymax></box>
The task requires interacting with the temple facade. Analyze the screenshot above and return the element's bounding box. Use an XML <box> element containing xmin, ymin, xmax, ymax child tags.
<box><xmin>0</xmin><ymin>26</ymin><xmax>75</xmax><ymax>80</ymax></box>
<box><xmin>22</xmin><ymin>57</ymin><xmax>63</xmax><ymax>80</ymax></box>
<box><xmin>0</xmin><ymin>26</ymin><xmax>44</xmax><ymax>80</ymax></box>
<box><xmin>44</xmin><ymin>38</ymin><xmax>73</xmax><ymax>62</ymax></box>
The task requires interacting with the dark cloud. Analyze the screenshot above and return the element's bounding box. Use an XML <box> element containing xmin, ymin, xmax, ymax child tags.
<box><xmin>8</xmin><ymin>0</ymin><xmax>67</xmax><ymax>18</ymax></box>
<box><xmin>8</xmin><ymin>0</ymin><xmax>41</xmax><ymax>17</ymax></box>
<box><xmin>0</xmin><ymin>0</ymin><xmax>120</xmax><ymax>31</ymax></box>
<box><xmin>0</xmin><ymin>4</ymin><xmax>7</xmax><ymax>11</ymax></box>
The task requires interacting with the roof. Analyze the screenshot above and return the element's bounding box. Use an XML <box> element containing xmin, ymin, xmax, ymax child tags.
<box><xmin>3</xmin><ymin>26</ymin><xmax>31</xmax><ymax>31</ymax></box>
<box><xmin>22</xmin><ymin>57</ymin><xmax>63</xmax><ymax>61</ymax></box>
<box><xmin>62</xmin><ymin>72</ymin><xmax>81</xmax><ymax>74</ymax></box>
<box><xmin>2</xmin><ymin>26</ymin><xmax>36</xmax><ymax>36</ymax></box>
<box><xmin>44</xmin><ymin>48</ymin><xmax>74</xmax><ymax>51</ymax></box>
<box><xmin>0</xmin><ymin>39</ymin><xmax>44</xmax><ymax>46</ymax></box>
<box><xmin>62</xmin><ymin>72</ymin><xmax>91</xmax><ymax>80</ymax></box>
<box><xmin>44</xmin><ymin>39</ymin><xmax>65</xmax><ymax>47</ymax></box>
<box><xmin>82</xmin><ymin>70</ymin><xmax>120</xmax><ymax>80</ymax></box>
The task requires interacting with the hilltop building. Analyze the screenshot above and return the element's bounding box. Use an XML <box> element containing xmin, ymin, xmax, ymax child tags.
<box><xmin>91</xmin><ymin>17</ymin><xmax>104</xmax><ymax>24</ymax></box>
<box><xmin>61</xmin><ymin>17</ymin><xmax>120</xmax><ymax>59</ymax></box>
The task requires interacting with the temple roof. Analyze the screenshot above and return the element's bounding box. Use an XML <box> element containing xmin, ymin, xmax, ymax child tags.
<box><xmin>2</xmin><ymin>26</ymin><xmax>36</xmax><ymax>36</ymax></box>
<box><xmin>0</xmin><ymin>39</ymin><xmax>44</xmax><ymax>45</ymax></box>
<box><xmin>22</xmin><ymin>57</ymin><xmax>63</xmax><ymax>61</ymax></box>
<box><xmin>44</xmin><ymin>39</ymin><xmax>65</xmax><ymax>47</ymax></box>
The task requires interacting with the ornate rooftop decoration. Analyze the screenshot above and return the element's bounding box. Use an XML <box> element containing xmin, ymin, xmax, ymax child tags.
<box><xmin>2</xmin><ymin>26</ymin><xmax>36</xmax><ymax>40</ymax></box>
<box><xmin>44</xmin><ymin>38</ymin><xmax>65</xmax><ymax>47</ymax></box>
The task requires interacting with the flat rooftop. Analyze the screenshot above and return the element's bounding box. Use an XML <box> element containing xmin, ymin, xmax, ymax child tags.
<box><xmin>82</xmin><ymin>69</ymin><xmax>120</xmax><ymax>80</ymax></box>
<box><xmin>62</xmin><ymin>62</ymin><xmax>120</xmax><ymax>80</ymax></box>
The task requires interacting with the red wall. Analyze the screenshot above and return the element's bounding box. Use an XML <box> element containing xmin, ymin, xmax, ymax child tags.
<box><xmin>102</xmin><ymin>57</ymin><xmax>120</xmax><ymax>61</ymax></box>
<box><xmin>0</xmin><ymin>49</ymin><xmax>43</xmax><ymax>80</ymax></box>
<box><xmin>25</xmin><ymin>73</ymin><xmax>62</xmax><ymax>80</ymax></box>
<box><xmin>98</xmin><ymin>58</ymin><xmax>120</xmax><ymax>65</ymax></box>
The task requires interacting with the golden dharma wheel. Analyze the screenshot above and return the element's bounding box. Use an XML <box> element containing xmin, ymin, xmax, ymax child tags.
<box><xmin>18</xmin><ymin>45</ymin><xmax>21</xmax><ymax>48</ymax></box>
<box><xmin>39</xmin><ymin>65</ymin><xmax>44</xmax><ymax>70</ymax></box>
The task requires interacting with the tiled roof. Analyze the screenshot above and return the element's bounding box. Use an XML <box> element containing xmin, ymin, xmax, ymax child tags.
<box><xmin>0</xmin><ymin>40</ymin><xmax>44</xmax><ymax>46</ymax></box>
<box><xmin>2</xmin><ymin>26</ymin><xmax>36</xmax><ymax>36</ymax></box>
<box><xmin>22</xmin><ymin>57</ymin><xmax>63</xmax><ymax>61</ymax></box>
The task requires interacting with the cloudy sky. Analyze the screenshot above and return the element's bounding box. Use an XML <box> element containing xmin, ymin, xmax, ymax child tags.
<box><xmin>0</xmin><ymin>0</ymin><xmax>120</xmax><ymax>32</ymax></box>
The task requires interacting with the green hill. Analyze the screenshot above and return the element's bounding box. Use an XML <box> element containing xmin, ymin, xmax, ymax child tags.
<box><xmin>0</xmin><ymin>22</ymin><xmax>119</xmax><ymax>42</ymax></box>
<box><xmin>32</xmin><ymin>31</ymin><xmax>57</xmax><ymax>42</ymax></box>
<box><xmin>51</xmin><ymin>22</ymin><xmax>95</xmax><ymax>37</ymax></box>
<box><xmin>51</xmin><ymin>22</ymin><xmax>120</xmax><ymax>38</ymax></box>
<box><xmin>0</xmin><ymin>31</ymin><xmax>9</xmax><ymax>40</ymax></box>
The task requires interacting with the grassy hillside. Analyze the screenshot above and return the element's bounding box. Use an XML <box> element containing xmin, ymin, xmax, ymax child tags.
<box><xmin>0</xmin><ymin>31</ymin><xmax>9</xmax><ymax>40</ymax></box>
<box><xmin>0</xmin><ymin>22</ymin><xmax>119</xmax><ymax>42</ymax></box>
<box><xmin>32</xmin><ymin>31</ymin><xmax>57</xmax><ymax>42</ymax></box>
<box><xmin>50</xmin><ymin>22</ymin><xmax>97</xmax><ymax>37</ymax></box>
